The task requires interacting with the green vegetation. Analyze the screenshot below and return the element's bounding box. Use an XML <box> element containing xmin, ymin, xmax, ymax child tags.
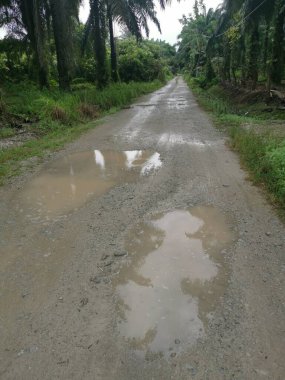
<box><xmin>186</xmin><ymin>76</ymin><xmax>285</xmax><ymax>210</ymax></box>
<box><xmin>117</xmin><ymin>38</ymin><xmax>175</xmax><ymax>83</ymax></box>
<box><xmin>0</xmin><ymin>127</ymin><xmax>14</xmax><ymax>138</ymax></box>
<box><xmin>0</xmin><ymin>80</ymin><xmax>163</xmax><ymax>183</ymax></box>
<box><xmin>230</xmin><ymin>130</ymin><xmax>285</xmax><ymax>208</ymax></box>
<box><xmin>179</xmin><ymin>1</ymin><xmax>285</xmax><ymax>210</ymax></box>
<box><xmin>177</xmin><ymin>0</ymin><xmax>285</xmax><ymax>89</ymax></box>
<box><xmin>0</xmin><ymin>0</ymin><xmax>174</xmax><ymax>90</ymax></box>
<box><xmin>2</xmin><ymin>79</ymin><xmax>163</xmax><ymax>123</ymax></box>
<box><xmin>0</xmin><ymin>0</ymin><xmax>176</xmax><ymax>183</ymax></box>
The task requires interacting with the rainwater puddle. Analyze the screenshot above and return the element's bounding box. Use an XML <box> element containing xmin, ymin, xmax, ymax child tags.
<box><xmin>113</xmin><ymin>206</ymin><xmax>235</xmax><ymax>358</ymax></box>
<box><xmin>18</xmin><ymin>150</ymin><xmax>162</xmax><ymax>221</ymax></box>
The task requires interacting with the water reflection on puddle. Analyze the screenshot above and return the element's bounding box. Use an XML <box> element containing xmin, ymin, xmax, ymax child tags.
<box><xmin>113</xmin><ymin>207</ymin><xmax>235</xmax><ymax>357</ymax></box>
<box><xmin>18</xmin><ymin>150</ymin><xmax>162</xmax><ymax>221</ymax></box>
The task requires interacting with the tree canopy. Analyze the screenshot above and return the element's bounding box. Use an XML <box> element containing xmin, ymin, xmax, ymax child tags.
<box><xmin>0</xmin><ymin>0</ymin><xmax>284</xmax><ymax>91</ymax></box>
<box><xmin>177</xmin><ymin>0</ymin><xmax>285</xmax><ymax>89</ymax></box>
<box><xmin>0</xmin><ymin>0</ymin><xmax>174</xmax><ymax>89</ymax></box>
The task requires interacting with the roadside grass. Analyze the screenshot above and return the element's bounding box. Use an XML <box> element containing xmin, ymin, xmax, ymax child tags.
<box><xmin>0</xmin><ymin>80</ymin><xmax>163</xmax><ymax>184</ymax></box>
<box><xmin>185</xmin><ymin>76</ymin><xmax>285</xmax><ymax>211</ymax></box>
<box><xmin>3</xmin><ymin>80</ymin><xmax>163</xmax><ymax>128</ymax></box>
<box><xmin>0</xmin><ymin>127</ymin><xmax>15</xmax><ymax>138</ymax></box>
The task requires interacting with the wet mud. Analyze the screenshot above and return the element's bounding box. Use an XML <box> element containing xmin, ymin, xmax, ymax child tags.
<box><xmin>113</xmin><ymin>206</ymin><xmax>235</xmax><ymax>358</ymax></box>
<box><xmin>1</xmin><ymin>77</ymin><xmax>284</xmax><ymax>380</ymax></box>
<box><xmin>16</xmin><ymin>150</ymin><xmax>162</xmax><ymax>221</ymax></box>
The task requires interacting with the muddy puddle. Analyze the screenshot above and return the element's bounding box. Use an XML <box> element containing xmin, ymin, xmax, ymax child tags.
<box><xmin>16</xmin><ymin>150</ymin><xmax>162</xmax><ymax>222</ymax></box>
<box><xmin>113</xmin><ymin>206</ymin><xmax>235</xmax><ymax>358</ymax></box>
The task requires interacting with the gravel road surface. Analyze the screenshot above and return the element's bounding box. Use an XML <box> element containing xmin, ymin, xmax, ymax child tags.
<box><xmin>0</xmin><ymin>78</ymin><xmax>284</xmax><ymax>379</ymax></box>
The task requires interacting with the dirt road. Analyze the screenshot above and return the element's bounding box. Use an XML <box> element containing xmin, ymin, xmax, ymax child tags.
<box><xmin>0</xmin><ymin>78</ymin><xmax>284</xmax><ymax>379</ymax></box>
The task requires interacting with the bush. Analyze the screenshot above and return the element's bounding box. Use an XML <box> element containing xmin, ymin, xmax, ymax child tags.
<box><xmin>117</xmin><ymin>38</ymin><xmax>170</xmax><ymax>83</ymax></box>
<box><xmin>78</xmin><ymin>103</ymin><xmax>99</xmax><ymax>118</ymax></box>
<box><xmin>50</xmin><ymin>106</ymin><xmax>69</xmax><ymax>123</ymax></box>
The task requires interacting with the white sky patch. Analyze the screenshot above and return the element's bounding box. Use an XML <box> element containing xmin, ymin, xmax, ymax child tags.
<box><xmin>79</xmin><ymin>0</ymin><xmax>222</xmax><ymax>45</ymax></box>
<box><xmin>94</xmin><ymin>150</ymin><xmax>105</xmax><ymax>170</ymax></box>
<box><xmin>70</xmin><ymin>165</ymin><xmax>75</xmax><ymax>176</ymax></box>
<box><xmin>124</xmin><ymin>150</ymin><xmax>143</xmax><ymax>168</ymax></box>
<box><xmin>79</xmin><ymin>1</ymin><xmax>90</xmax><ymax>23</ymax></box>
<box><xmin>0</xmin><ymin>27</ymin><xmax>6</xmax><ymax>39</ymax></box>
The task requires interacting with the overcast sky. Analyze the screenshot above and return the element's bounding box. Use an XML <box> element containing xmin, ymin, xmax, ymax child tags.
<box><xmin>80</xmin><ymin>0</ymin><xmax>222</xmax><ymax>45</ymax></box>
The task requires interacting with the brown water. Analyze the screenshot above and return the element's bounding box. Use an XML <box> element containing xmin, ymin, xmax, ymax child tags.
<box><xmin>0</xmin><ymin>149</ymin><xmax>163</xmax><ymax>322</ymax></box>
<box><xmin>15</xmin><ymin>150</ymin><xmax>162</xmax><ymax>222</ymax></box>
<box><xmin>113</xmin><ymin>207</ymin><xmax>235</xmax><ymax>357</ymax></box>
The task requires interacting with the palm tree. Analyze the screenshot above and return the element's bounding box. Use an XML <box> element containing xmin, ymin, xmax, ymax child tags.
<box><xmin>49</xmin><ymin>0</ymin><xmax>81</xmax><ymax>90</ymax></box>
<box><xmin>269</xmin><ymin>0</ymin><xmax>285</xmax><ymax>85</ymax></box>
<box><xmin>107</xmin><ymin>1</ymin><xmax>118</xmax><ymax>81</ymax></box>
<box><xmin>3</xmin><ymin>0</ymin><xmax>50</xmax><ymax>87</ymax></box>
<box><xmin>107</xmin><ymin>0</ymin><xmax>161</xmax><ymax>82</ymax></box>
<box><xmin>243</xmin><ymin>0</ymin><xmax>267</xmax><ymax>89</ymax></box>
<box><xmin>85</xmin><ymin>0</ymin><xmax>162</xmax><ymax>87</ymax></box>
<box><xmin>213</xmin><ymin>0</ymin><xmax>276</xmax><ymax>89</ymax></box>
<box><xmin>87</xmin><ymin>0</ymin><xmax>109</xmax><ymax>88</ymax></box>
<box><xmin>19</xmin><ymin>0</ymin><xmax>49</xmax><ymax>88</ymax></box>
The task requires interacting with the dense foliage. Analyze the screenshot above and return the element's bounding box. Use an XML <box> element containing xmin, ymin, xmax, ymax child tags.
<box><xmin>177</xmin><ymin>0</ymin><xmax>285</xmax><ymax>90</ymax></box>
<box><xmin>0</xmin><ymin>0</ymin><xmax>174</xmax><ymax>89</ymax></box>
<box><xmin>2</xmin><ymin>0</ymin><xmax>283</xmax><ymax>92</ymax></box>
<box><xmin>117</xmin><ymin>38</ymin><xmax>175</xmax><ymax>82</ymax></box>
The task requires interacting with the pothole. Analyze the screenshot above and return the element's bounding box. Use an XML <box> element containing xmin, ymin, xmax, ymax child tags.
<box><xmin>16</xmin><ymin>150</ymin><xmax>162</xmax><ymax>221</ymax></box>
<box><xmin>113</xmin><ymin>206</ymin><xmax>235</xmax><ymax>358</ymax></box>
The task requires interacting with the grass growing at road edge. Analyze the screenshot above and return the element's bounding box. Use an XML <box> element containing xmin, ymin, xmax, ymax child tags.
<box><xmin>185</xmin><ymin>76</ymin><xmax>285</xmax><ymax>211</ymax></box>
<box><xmin>0</xmin><ymin>80</ymin><xmax>164</xmax><ymax>184</ymax></box>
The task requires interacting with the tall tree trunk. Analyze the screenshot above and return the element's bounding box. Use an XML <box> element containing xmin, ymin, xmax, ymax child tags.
<box><xmin>107</xmin><ymin>4</ymin><xmax>119</xmax><ymax>82</ymax></box>
<box><xmin>222</xmin><ymin>39</ymin><xmax>231</xmax><ymax>83</ymax></box>
<box><xmin>263</xmin><ymin>20</ymin><xmax>270</xmax><ymax>75</ymax></box>
<box><xmin>92</xmin><ymin>0</ymin><xmax>109</xmax><ymax>88</ymax></box>
<box><xmin>240</xmin><ymin>35</ymin><xmax>247</xmax><ymax>87</ymax></box>
<box><xmin>247</xmin><ymin>22</ymin><xmax>259</xmax><ymax>90</ymax></box>
<box><xmin>230</xmin><ymin>36</ymin><xmax>241</xmax><ymax>86</ymax></box>
<box><xmin>20</xmin><ymin>0</ymin><xmax>49</xmax><ymax>88</ymax></box>
<box><xmin>270</xmin><ymin>0</ymin><xmax>285</xmax><ymax>85</ymax></box>
<box><xmin>192</xmin><ymin>53</ymin><xmax>200</xmax><ymax>77</ymax></box>
<box><xmin>49</xmin><ymin>0</ymin><xmax>74</xmax><ymax>91</ymax></box>
<box><xmin>205</xmin><ymin>56</ymin><xmax>215</xmax><ymax>83</ymax></box>
<box><xmin>32</xmin><ymin>0</ymin><xmax>49</xmax><ymax>88</ymax></box>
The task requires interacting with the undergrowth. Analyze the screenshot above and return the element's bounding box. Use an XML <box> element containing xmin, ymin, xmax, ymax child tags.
<box><xmin>230</xmin><ymin>129</ymin><xmax>285</xmax><ymax>208</ymax></box>
<box><xmin>0</xmin><ymin>127</ymin><xmax>15</xmax><ymax>138</ymax></box>
<box><xmin>185</xmin><ymin>76</ymin><xmax>285</xmax><ymax>211</ymax></box>
<box><xmin>3</xmin><ymin>80</ymin><xmax>162</xmax><ymax>127</ymax></box>
<box><xmin>0</xmin><ymin>80</ymin><xmax>163</xmax><ymax>184</ymax></box>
